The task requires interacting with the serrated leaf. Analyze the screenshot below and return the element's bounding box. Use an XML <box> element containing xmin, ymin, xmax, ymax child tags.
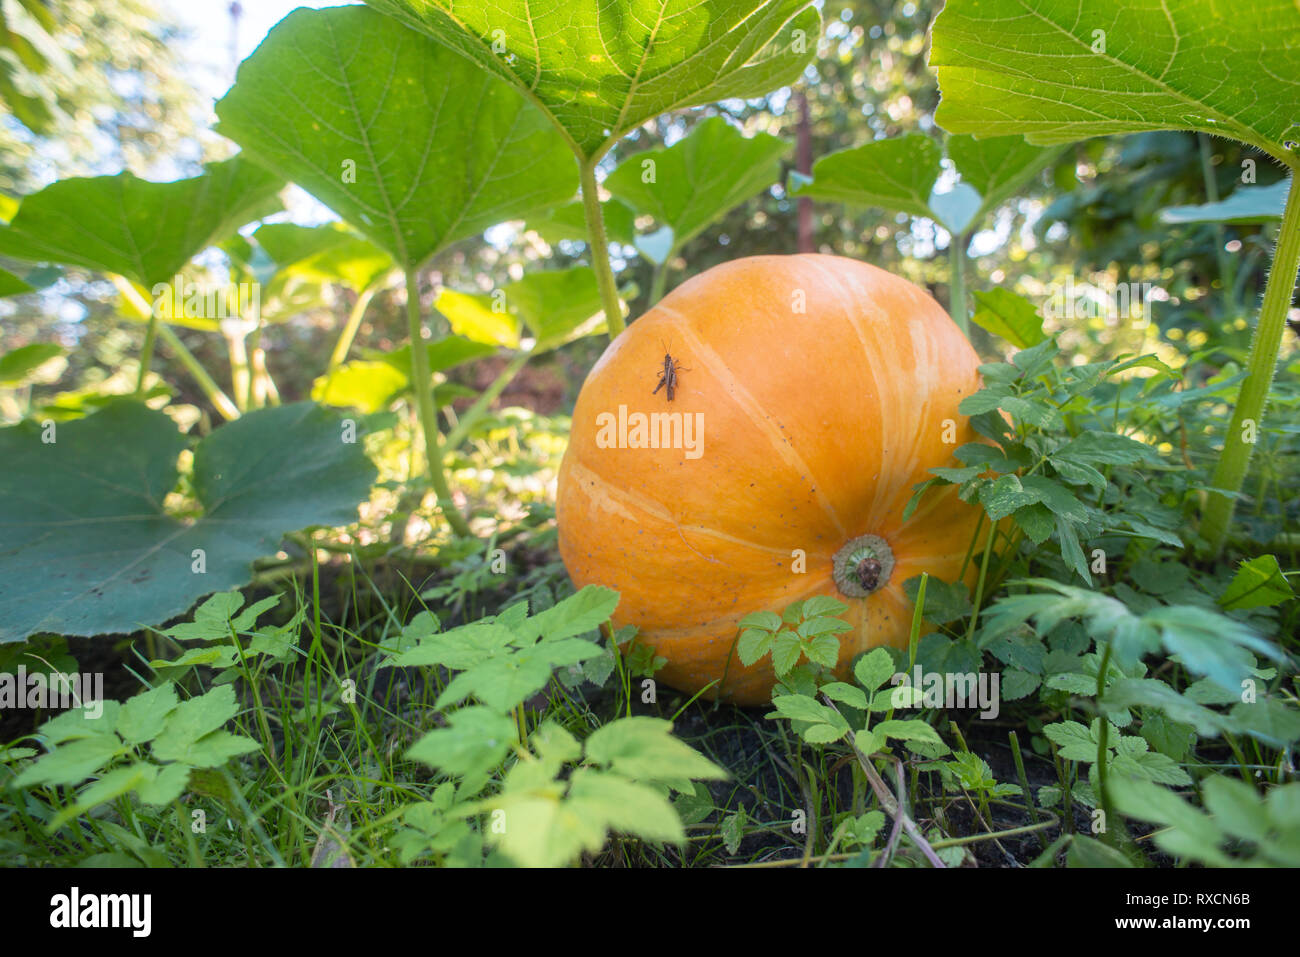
<box><xmin>585</xmin><ymin>716</ymin><xmax>727</xmax><ymax>786</ymax></box>
<box><xmin>407</xmin><ymin>706</ymin><xmax>516</xmax><ymax>789</ymax></box>
<box><xmin>970</xmin><ymin>288</ymin><xmax>1047</xmax><ymax>349</ymax></box>
<box><xmin>873</xmin><ymin>719</ymin><xmax>943</xmax><ymax>747</ymax></box>
<box><xmin>821</xmin><ymin>682</ymin><xmax>868</xmax><ymax>710</ymax></box>
<box><xmin>14</xmin><ymin>734</ymin><xmax>123</xmax><ymax>788</ymax></box>
<box><xmin>1218</xmin><ymin>554</ymin><xmax>1294</xmax><ymax>610</ymax></box>
<box><xmin>522</xmin><ymin>585</ymin><xmax>620</xmax><ymax>643</ymax></box>
<box><xmin>150</xmin><ymin>685</ymin><xmax>241</xmax><ymax>760</ymax></box>
<box><xmin>737</xmin><ymin>627</ymin><xmax>775</xmax><ymax>666</ymax></box>
<box><xmin>115</xmin><ymin>683</ymin><xmax>180</xmax><ymax>745</ymax></box>
<box><xmin>854</xmin><ymin>648</ymin><xmax>895</xmax><ymax>692</ymax></box>
<box><xmin>738</xmin><ymin>610</ymin><xmax>781</xmax><ymax>632</ymax></box>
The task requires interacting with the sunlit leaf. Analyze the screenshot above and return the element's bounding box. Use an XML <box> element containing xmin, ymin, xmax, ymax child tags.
<box><xmin>215</xmin><ymin>5</ymin><xmax>577</xmax><ymax>268</ymax></box>
<box><xmin>364</xmin><ymin>0</ymin><xmax>820</xmax><ymax>161</ymax></box>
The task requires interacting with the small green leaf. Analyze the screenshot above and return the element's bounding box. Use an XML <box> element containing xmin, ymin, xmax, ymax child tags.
<box><xmin>14</xmin><ymin>734</ymin><xmax>123</xmax><ymax>788</ymax></box>
<box><xmin>790</xmin><ymin>134</ymin><xmax>940</xmax><ymax>219</ymax></box>
<box><xmin>854</xmin><ymin>648</ymin><xmax>896</xmax><ymax>693</ymax></box>
<box><xmin>115</xmin><ymin>683</ymin><xmax>180</xmax><ymax>745</ymax></box>
<box><xmin>1218</xmin><ymin>554</ymin><xmax>1294</xmax><ymax>610</ymax></box>
<box><xmin>970</xmin><ymin>288</ymin><xmax>1047</xmax><ymax>349</ymax></box>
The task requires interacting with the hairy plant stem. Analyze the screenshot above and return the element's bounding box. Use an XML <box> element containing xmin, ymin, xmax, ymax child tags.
<box><xmin>579</xmin><ymin>159</ymin><xmax>625</xmax><ymax>338</ymax></box>
<box><xmin>135</xmin><ymin>314</ymin><xmax>159</xmax><ymax>396</ymax></box>
<box><xmin>949</xmin><ymin>231</ymin><xmax>969</xmax><ymax>334</ymax></box>
<box><xmin>113</xmin><ymin>275</ymin><xmax>240</xmax><ymax>420</ymax></box>
<box><xmin>404</xmin><ymin>269</ymin><xmax>473</xmax><ymax>539</ymax></box>
<box><xmin>156</xmin><ymin>324</ymin><xmax>240</xmax><ymax>421</ymax></box>
<box><xmin>329</xmin><ymin>285</ymin><xmax>377</xmax><ymax>371</ymax></box>
<box><xmin>648</xmin><ymin>259</ymin><xmax>670</xmax><ymax>307</ymax></box>
<box><xmin>1202</xmin><ymin>175</ymin><xmax>1300</xmax><ymax>554</ymax></box>
<box><xmin>443</xmin><ymin>350</ymin><xmax>532</xmax><ymax>450</ymax></box>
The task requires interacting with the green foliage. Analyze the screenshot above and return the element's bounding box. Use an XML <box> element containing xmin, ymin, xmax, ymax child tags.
<box><xmin>433</xmin><ymin>268</ymin><xmax>613</xmax><ymax>351</ymax></box>
<box><xmin>381</xmin><ymin>585</ymin><xmax>725</xmax><ymax>865</ymax></box>
<box><xmin>363</xmin><ymin>0</ymin><xmax>821</xmax><ymax>162</ymax></box>
<box><xmin>790</xmin><ymin>132</ymin><xmax>1060</xmax><ymax>233</ymax></box>
<box><xmin>0</xmin><ymin>401</ymin><xmax>376</xmax><ymax>641</ymax></box>
<box><xmin>931</xmin><ymin>0</ymin><xmax>1300</xmax><ymax>168</ymax></box>
<box><xmin>0</xmin><ymin>157</ymin><xmax>282</xmax><ymax>288</ymax></box>
<box><xmin>605</xmin><ymin>116</ymin><xmax>790</xmax><ymax>263</ymax></box>
<box><xmin>13</xmin><ymin>682</ymin><xmax>255</xmax><ymax>831</ymax></box>
<box><xmin>1111</xmin><ymin>776</ymin><xmax>1300</xmax><ymax>867</ymax></box>
<box><xmin>215</xmin><ymin>6</ymin><xmax>576</xmax><ymax>270</ymax></box>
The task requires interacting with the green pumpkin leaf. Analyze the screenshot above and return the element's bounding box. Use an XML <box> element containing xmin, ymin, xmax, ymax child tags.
<box><xmin>434</xmin><ymin>267</ymin><xmax>614</xmax><ymax>351</ymax></box>
<box><xmin>931</xmin><ymin>0</ymin><xmax>1300</xmax><ymax>168</ymax></box>
<box><xmin>364</xmin><ymin>0</ymin><xmax>820</xmax><ymax>162</ymax></box>
<box><xmin>1161</xmin><ymin>178</ymin><xmax>1291</xmax><ymax>225</ymax></box>
<box><xmin>605</xmin><ymin>117</ymin><xmax>789</xmax><ymax>255</ymax></box>
<box><xmin>253</xmin><ymin>223</ymin><xmax>395</xmax><ymax>292</ymax></box>
<box><xmin>0</xmin><ymin>267</ymin><xmax>34</xmax><ymax>297</ymax></box>
<box><xmin>525</xmin><ymin>198</ymin><xmax>638</xmax><ymax>246</ymax></box>
<box><xmin>0</xmin><ymin>156</ymin><xmax>282</xmax><ymax>288</ymax></box>
<box><xmin>0</xmin><ymin>401</ymin><xmax>377</xmax><ymax>641</ymax></box>
<box><xmin>215</xmin><ymin>6</ymin><xmax>577</xmax><ymax>269</ymax></box>
<box><xmin>0</xmin><ymin>342</ymin><xmax>63</xmax><ymax>387</ymax></box>
<box><xmin>947</xmin><ymin>134</ymin><xmax>1064</xmax><ymax>222</ymax></box>
<box><xmin>789</xmin><ymin>133</ymin><xmax>940</xmax><ymax>219</ymax></box>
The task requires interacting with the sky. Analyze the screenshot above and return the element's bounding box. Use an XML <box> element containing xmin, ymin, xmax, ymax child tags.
<box><xmin>161</xmin><ymin>1</ymin><xmax>345</xmax><ymax>223</ymax></box>
<box><xmin>162</xmin><ymin>0</ymin><xmax>340</xmax><ymax>104</ymax></box>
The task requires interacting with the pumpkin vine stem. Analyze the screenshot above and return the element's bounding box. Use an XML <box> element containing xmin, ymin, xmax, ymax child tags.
<box><xmin>832</xmin><ymin>534</ymin><xmax>895</xmax><ymax>598</ymax></box>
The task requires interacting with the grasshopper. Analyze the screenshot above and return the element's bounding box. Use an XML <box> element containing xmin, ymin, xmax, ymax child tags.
<box><xmin>652</xmin><ymin>340</ymin><xmax>689</xmax><ymax>401</ymax></box>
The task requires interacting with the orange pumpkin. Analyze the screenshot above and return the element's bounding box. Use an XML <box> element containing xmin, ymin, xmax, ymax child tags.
<box><xmin>557</xmin><ymin>254</ymin><xmax>984</xmax><ymax>706</ymax></box>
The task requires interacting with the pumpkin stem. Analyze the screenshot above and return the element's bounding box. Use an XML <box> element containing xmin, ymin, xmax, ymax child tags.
<box><xmin>832</xmin><ymin>534</ymin><xmax>894</xmax><ymax>598</ymax></box>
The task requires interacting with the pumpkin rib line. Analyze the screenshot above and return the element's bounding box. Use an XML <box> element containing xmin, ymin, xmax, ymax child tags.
<box><xmin>802</xmin><ymin>254</ymin><xmax>916</xmax><ymax>528</ymax></box>
<box><xmin>566</xmin><ymin>460</ymin><xmax>794</xmax><ymax>560</ymax></box>
<box><xmin>654</xmin><ymin>302</ymin><xmax>850</xmax><ymax>540</ymax></box>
